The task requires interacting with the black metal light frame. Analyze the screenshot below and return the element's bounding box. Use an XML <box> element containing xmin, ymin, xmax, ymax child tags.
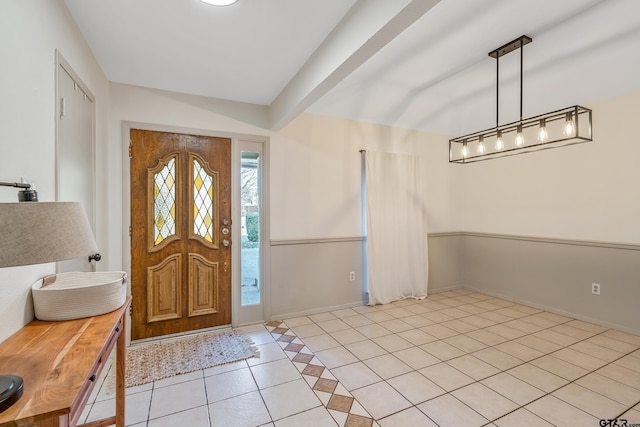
<box><xmin>449</xmin><ymin>35</ymin><xmax>593</xmax><ymax>164</ymax></box>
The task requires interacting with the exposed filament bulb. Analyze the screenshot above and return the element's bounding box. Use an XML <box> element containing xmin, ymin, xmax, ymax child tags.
<box><xmin>477</xmin><ymin>135</ymin><xmax>485</xmax><ymax>154</ymax></box>
<box><xmin>538</xmin><ymin>118</ymin><xmax>548</xmax><ymax>141</ymax></box>
<box><xmin>515</xmin><ymin>125</ymin><xmax>524</xmax><ymax>146</ymax></box>
<box><xmin>564</xmin><ymin>112</ymin><xmax>574</xmax><ymax>136</ymax></box>
<box><xmin>495</xmin><ymin>130</ymin><xmax>504</xmax><ymax>150</ymax></box>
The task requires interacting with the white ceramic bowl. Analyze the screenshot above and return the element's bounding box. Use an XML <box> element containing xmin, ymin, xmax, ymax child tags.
<box><xmin>32</xmin><ymin>271</ymin><xmax>127</xmax><ymax>321</ymax></box>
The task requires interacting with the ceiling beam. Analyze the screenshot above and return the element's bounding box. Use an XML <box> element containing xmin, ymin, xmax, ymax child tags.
<box><xmin>268</xmin><ymin>0</ymin><xmax>441</xmax><ymax>130</ymax></box>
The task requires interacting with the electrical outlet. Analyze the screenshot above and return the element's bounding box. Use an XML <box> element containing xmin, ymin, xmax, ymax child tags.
<box><xmin>592</xmin><ymin>283</ymin><xmax>601</xmax><ymax>295</ymax></box>
<box><xmin>349</xmin><ymin>271</ymin><xmax>355</xmax><ymax>281</ymax></box>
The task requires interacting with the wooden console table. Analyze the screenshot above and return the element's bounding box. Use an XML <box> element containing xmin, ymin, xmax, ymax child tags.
<box><xmin>0</xmin><ymin>296</ymin><xmax>131</xmax><ymax>427</ymax></box>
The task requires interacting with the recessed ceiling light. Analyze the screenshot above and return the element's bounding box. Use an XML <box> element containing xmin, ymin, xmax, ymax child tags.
<box><xmin>201</xmin><ymin>0</ymin><xmax>238</xmax><ymax>6</ymax></box>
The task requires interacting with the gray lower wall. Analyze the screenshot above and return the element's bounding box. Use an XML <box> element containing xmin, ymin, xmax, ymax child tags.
<box><xmin>461</xmin><ymin>232</ymin><xmax>640</xmax><ymax>335</ymax></box>
<box><xmin>270</xmin><ymin>238</ymin><xmax>365</xmax><ymax>320</ymax></box>
<box><xmin>269</xmin><ymin>236</ymin><xmax>460</xmax><ymax>320</ymax></box>
<box><xmin>427</xmin><ymin>233</ymin><xmax>465</xmax><ymax>292</ymax></box>
<box><xmin>271</xmin><ymin>232</ymin><xmax>640</xmax><ymax>334</ymax></box>
<box><xmin>270</xmin><ymin>233</ymin><xmax>640</xmax><ymax>334</ymax></box>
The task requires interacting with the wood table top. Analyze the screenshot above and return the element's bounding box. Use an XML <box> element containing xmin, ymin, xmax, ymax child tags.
<box><xmin>0</xmin><ymin>297</ymin><xmax>131</xmax><ymax>425</ymax></box>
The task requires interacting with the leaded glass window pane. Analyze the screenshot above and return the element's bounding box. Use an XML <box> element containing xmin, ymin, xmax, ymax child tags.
<box><xmin>153</xmin><ymin>157</ymin><xmax>176</xmax><ymax>245</ymax></box>
<box><xmin>193</xmin><ymin>159</ymin><xmax>214</xmax><ymax>242</ymax></box>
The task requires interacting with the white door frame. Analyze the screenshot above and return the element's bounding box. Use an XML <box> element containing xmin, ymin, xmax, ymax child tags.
<box><xmin>121</xmin><ymin>121</ymin><xmax>270</xmax><ymax>341</ymax></box>
<box><xmin>233</xmin><ymin>140</ymin><xmax>271</xmax><ymax>326</ymax></box>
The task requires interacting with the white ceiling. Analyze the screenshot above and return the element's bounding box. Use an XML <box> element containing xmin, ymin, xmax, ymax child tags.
<box><xmin>64</xmin><ymin>0</ymin><xmax>640</xmax><ymax>136</ymax></box>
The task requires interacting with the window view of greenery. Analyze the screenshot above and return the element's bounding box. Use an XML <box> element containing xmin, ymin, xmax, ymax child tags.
<box><xmin>241</xmin><ymin>153</ymin><xmax>260</xmax><ymax>305</ymax></box>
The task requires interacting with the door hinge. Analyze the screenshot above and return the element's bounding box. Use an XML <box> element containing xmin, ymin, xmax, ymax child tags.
<box><xmin>129</xmin><ymin>144</ymin><xmax>132</xmax><ymax>158</ymax></box>
<box><xmin>129</xmin><ymin>225</ymin><xmax>132</xmax><ymax>237</ymax></box>
<box><xmin>60</xmin><ymin>98</ymin><xmax>66</xmax><ymax>118</ymax></box>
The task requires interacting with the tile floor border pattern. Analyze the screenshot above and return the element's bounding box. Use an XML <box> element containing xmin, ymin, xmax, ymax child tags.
<box><xmin>80</xmin><ymin>288</ymin><xmax>640</xmax><ymax>426</ymax></box>
<box><xmin>270</xmin><ymin>289</ymin><xmax>640</xmax><ymax>426</ymax></box>
<box><xmin>265</xmin><ymin>320</ymin><xmax>377</xmax><ymax>427</ymax></box>
<box><xmin>273</xmin><ymin>333</ymin><xmax>635</xmax><ymax>426</ymax></box>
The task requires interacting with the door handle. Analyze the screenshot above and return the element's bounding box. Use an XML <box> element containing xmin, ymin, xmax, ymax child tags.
<box><xmin>222</xmin><ymin>239</ymin><xmax>230</xmax><ymax>247</ymax></box>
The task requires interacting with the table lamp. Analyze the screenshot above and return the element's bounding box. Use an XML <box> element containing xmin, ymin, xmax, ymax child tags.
<box><xmin>0</xmin><ymin>183</ymin><xmax>98</xmax><ymax>413</ymax></box>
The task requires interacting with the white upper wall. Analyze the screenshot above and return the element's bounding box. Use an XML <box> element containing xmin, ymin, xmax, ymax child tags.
<box><xmin>272</xmin><ymin>113</ymin><xmax>452</xmax><ymax>239</ymax></box>
<box><xmin>452</xmin><ymin>92</ymin><xmax>640</xmax><ymax>244</ymax></box>
<box><xmin>0</xmin><ymin>0</ymin><xmax>109</xmax><ymax>342</ymax></box>
<box><xmin>108</xmin><ymin>83</ymin><xmax>452</xmax><ymax>247</ymax></box>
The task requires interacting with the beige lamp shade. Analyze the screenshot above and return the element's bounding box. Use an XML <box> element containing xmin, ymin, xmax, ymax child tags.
<box><xmin>0</xmin><ymin>202</ymin><xmax>98</xmax><ymax>268</ymax></box>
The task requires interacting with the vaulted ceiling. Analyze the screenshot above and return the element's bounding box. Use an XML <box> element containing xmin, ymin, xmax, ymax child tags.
<box><xmin>64</xmin><ymin>0</ymin><xmax>640</xmax><ymax>136</ymax></box>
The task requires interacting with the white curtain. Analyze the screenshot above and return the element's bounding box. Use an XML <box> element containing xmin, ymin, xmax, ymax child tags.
<box><xmin>364</xmin><ymin>151</ymin><xmax>429</xmax><ymax>305</ymax></box>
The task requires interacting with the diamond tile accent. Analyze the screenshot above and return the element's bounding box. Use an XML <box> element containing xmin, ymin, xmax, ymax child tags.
<box><xmin>265</xmin><ymin>321</ymin><xmax>283</xmax><ymax>327</ymax></box>
<box><xmin>292</xmin><ymin>353</ymin><xmax>314</xmax><ymax>364</ymax></box>
<box><xmin>277</xmin><ymin>334</ymin><xmax>296</xmax><ymax>343</ymax></box>
<box><xmin>302</xmin><ymin>364</ymin><xmax>325</xmax><ymax>377</ymax></box>
<box><xmin>266</xmin><ymin>321</ymin><xmax>375</xmax><ymax>426</ymax></box>
<box><xmin>328</xmin><ymin>394</ymin><xmax>354</xmax><ymax>412</ymax></box>
<box><xmin>285</xmin><ymin>343</ymin><xmax>305</xmax><ymax>352</ymax></box>
<box><xmin>314</xmin><ymin>378</ymin><xmax>338</xmax><ymax>394</ymax></box>
<box><xmin>345</xmin><ymin>413</ymin><xmax>374</xmax><ymax>427</ymax></box>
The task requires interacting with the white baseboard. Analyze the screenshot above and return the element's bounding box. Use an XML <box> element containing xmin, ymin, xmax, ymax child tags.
<box><xmin>428</xmin><ymin>285</ymin><xmax>463</xmax><ymax>294</ymax></box>
<box><xmin>271</xmin><ymin>300</ymin><xmax>365</xmax><ymax>321</ymax></box>
<box><xmin>271</xmin><ymin>285</ymin><xmax>463</xmax><ymax>320</ymax></box>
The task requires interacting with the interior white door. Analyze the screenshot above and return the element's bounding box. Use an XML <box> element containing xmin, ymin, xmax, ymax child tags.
<box><xmin>55</xmin><ymin>52</ymin><xmax>96</xmax><ymax>273</ymax></box>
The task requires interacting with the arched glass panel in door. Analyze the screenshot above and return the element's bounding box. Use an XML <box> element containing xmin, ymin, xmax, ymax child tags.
<box><xmin>190</xmin><ymin>154</ymin><xmax>219</xmax><ymax>248</ymax></box>
<box><xmin>151</xmin><ymin>155</ymin><xmax>177</xmax><ymax>247</ymax></box>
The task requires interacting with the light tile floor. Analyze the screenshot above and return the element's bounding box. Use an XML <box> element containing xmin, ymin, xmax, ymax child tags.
<box><xmin>83</xmin><ymin>289</ymin><xmax>640</xmax><ymax>426</ymax></box>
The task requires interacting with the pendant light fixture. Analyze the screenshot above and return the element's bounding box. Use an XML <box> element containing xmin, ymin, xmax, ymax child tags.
<box><xmin>449</xmin><ymin>35</ymin><xmax>592</xmax><ymax>163</ymax></box>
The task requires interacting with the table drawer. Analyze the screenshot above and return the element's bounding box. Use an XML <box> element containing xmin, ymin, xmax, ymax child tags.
<box><xmin>69</xmin><ymin>317</ymin><xmax>123</xmax><ymax>427</ymax></box>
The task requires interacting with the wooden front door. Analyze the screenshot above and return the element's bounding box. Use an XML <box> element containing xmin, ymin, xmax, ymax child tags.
<box><xmin>130</xmin><ymin>129</ymin><xmax>231</xmax><ymax>340</ymax></box>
